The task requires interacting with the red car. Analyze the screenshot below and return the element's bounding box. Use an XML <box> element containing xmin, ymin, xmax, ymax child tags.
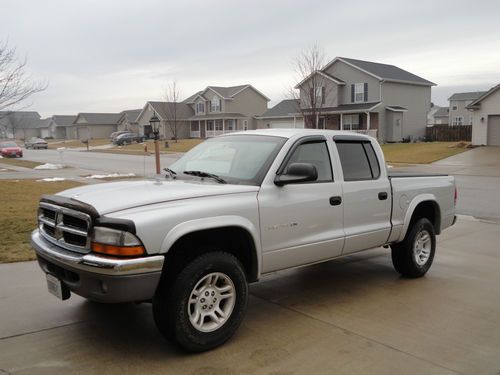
<box><xmin>0</xmin><ymin>141</ymin><xmax>23</xmax><ymax>158</ymax></box>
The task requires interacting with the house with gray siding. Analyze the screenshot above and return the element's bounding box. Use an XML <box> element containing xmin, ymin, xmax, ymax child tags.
<box><xmin>72</xmin><ymin>113</ymin><xmax>121</xmax><ymax>140</ymax></box>
<box><xmin>448</xmin><ymin>91</ymin><xmax>486</xmax><ymax>126</ymax></box>
<box><xmin>259</xmin><ymin>57</ymin><xmax>435</xmax><ymax>142</ymax></box>
<box><xmin>136</xmin><ymin>85</ymin><xmax>269</xmax><ymax>139</ymax></box>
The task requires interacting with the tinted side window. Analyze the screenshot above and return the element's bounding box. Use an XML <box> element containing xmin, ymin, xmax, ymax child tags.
<box><xmin>285</xmin><ymin>141</ymin><xmax>333</xmax><ymax>182</ymax></box>
<box><xmin>336</xmin><ymin>141</ymin><xmax>380</xmax><ymax>181</ymax></box>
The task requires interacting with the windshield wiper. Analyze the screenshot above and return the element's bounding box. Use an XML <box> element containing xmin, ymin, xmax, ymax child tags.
<box><xmin>163</xmin><ymin>168</ymin><xmax>177</xmax><ymax>179</ymax></box>
<box><xmin>183</xmin><ymin>170</ymin><xmax>226</xmax><ymax>184</ymax></box>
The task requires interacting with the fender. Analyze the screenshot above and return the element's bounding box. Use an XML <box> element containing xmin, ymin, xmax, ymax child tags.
<box><xmin>397</xmin><ymin>194</ymin><xmax>439</xmax><ymax>242</ymax></box>
<box><xmin>160</xmin><ymin>215</ymin><xmax>262</xmax><ymax>276</ymax></box>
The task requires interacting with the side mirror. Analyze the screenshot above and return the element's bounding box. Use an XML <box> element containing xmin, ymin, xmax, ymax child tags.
<box><xmin>274</xmin><ymin>162</ymin><xmax>318</xmax><ymax>186</ymax></box>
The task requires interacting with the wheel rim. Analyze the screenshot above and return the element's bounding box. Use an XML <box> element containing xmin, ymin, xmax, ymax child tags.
<box><xmin>188</xmin><ymin>272</ymin><xmax>236</xmax><ymax>333</ymax></box>
<box><xmin>414</xmin><ymin>229</ymin><xmax>432</xmax><ymax>266</ymax></box>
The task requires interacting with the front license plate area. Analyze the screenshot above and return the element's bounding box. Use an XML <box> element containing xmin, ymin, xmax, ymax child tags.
<box><xmin>46</xmin><ymin>273</ymin><xmax>70</xmax><ymax>300</ymax></box>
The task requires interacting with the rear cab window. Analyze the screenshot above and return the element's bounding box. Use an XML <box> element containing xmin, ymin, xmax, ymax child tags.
<box><xmin>335</xmin><ymin>139</ymin><xmax>380</xmax><ymax>181</ymax></box>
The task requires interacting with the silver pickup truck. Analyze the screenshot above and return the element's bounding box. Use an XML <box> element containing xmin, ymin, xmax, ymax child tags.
<box><xmin>31</xmin><ymin>129</ymin><xmax>456</xmax><ymax>352</ymax></box>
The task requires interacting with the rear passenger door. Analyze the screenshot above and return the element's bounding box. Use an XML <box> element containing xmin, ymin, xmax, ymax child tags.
<box><xmin>334</xmin><ymin>137</ymin><xmax>392</xmax><ymax>254</ymax></box>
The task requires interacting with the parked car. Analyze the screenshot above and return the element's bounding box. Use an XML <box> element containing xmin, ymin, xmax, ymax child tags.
<box><xmin>25</xmin><ymin>137</ymin><xmax>48</xmax><ymax>149</ymax></box>
<box><xmin>31</xmin><ymin>130</ymin><xmax>456</xmax><ymax>352</ymax></box>
<box><xmin>110</xmin><ymin>131</ymin><xmax>132</xmax><ymax>141</ymax></box>
<box><xmin>0</xmin><ymin>141</ymin><xmax>23</xmax><ymax>157</ymax></box>
<box><xmin>113</xmin><ymin>132</ymin><xmax>145</xmax><ymax>145</ymax></box>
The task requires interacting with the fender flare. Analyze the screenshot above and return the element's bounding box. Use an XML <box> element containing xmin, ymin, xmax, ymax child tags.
<box><xmin>160</xmin><ymin>215</ymin><xmax>262</xmax><ymax>277</ymax></box>
<box><xmin>398</xmin><ymin>194</ymin><xmax>439</xmax><ymax>242</ymax></box>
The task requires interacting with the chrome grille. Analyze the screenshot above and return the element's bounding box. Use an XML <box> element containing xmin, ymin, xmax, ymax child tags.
<box><xmin>38</xmin><ymin>202</ymin><xmax>92</xmax><ymax>253</ymax></box>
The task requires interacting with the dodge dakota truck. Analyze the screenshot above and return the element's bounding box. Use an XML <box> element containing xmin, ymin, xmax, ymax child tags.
<box><xmin>31</xmin><ymin>129</ymin><xmax>456</xmax><ymax>352</ymax></box>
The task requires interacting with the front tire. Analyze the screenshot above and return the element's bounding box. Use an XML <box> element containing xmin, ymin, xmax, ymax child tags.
<box><xmin>153</xmin><ymin>252</ymin><xmax>248</xmax><ymax>352</ymax></box>
<box><xmin>391</xmin><ymin>218</ymin><xmax>436</xmax><ymax>278</ymax></box>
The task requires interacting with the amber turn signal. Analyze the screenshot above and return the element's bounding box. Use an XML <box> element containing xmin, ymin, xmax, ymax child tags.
<box><xmin>91</xmin><ymin>242</ymin><xmax>145</xmax><ymax>257</ymax></box>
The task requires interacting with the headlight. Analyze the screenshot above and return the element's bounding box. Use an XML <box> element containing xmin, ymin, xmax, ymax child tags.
<box><xmin>91</xmin><ymin>226</ymin><xmax>145</xmax><ymax>257</ymax></box>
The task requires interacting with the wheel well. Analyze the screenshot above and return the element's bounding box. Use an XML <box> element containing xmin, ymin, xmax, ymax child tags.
<box><xmin>161</xmin><ymin>226</ymin><xmax>258</xmax><ymax>283</ymax></box>
<box><xmin>410</xmin><ymin>201</ymin><xmax>441</xmax><ymax>234</ymax></box>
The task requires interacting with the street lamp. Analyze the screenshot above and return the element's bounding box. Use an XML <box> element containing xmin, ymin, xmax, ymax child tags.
<box><xmin>149</xmin><ymin>113</ymin><xmax>161</xmax><ymax>175</ymax></box>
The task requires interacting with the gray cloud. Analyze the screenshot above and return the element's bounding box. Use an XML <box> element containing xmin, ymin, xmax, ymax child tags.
<box><xmin>1</xmin><ymin>0</ymin><xmax>500</xmax><ymax>116</ymax></box>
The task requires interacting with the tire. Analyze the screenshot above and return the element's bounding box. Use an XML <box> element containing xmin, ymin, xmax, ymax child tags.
<box><xmin>153</xmin><ymin>251</ymin><xmax>248</xmax><ymax>352</ymax></box>
<box><xmin>391</xmin><ymin>218</ymin><xmax>436</xmax><ymax>278</ymax></box>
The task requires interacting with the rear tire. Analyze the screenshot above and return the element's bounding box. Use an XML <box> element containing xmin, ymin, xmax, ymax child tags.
<box><xmin>391</xmin><ymin>218</ymin><xmax>436</xmax><ymax>278</ymax></box>
<box><xmin>153</xmin><ymin>251</ymin><xmax>248</xmax><ymax>352</ymax></box>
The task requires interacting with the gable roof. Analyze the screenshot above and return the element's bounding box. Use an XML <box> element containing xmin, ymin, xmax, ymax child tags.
<box><xmin>148</xmin><ymin>101</ymin><xmax>194</xmax><ymax>120</ymax></box>
<box><xmin>119</xmin><ymin>109</ymin><xmax>142</xmax><ymax>123</ymax></box>
<box><xmin>75</xmin><ymin>112</ymin><xmax>122</xmax><ymax>125</ymax></box>
<box><xmin>328</xmin><ymin>57</ymin><xmax>436</xmax><ymax>86</ymax></box>
<box><xmin>184</xmin><ymin>84</ymin><xmax>270</xmax><ymax>103</ymax></box>
<box><xmin>467</xmin><ymin>84</ymin><xmax>500</xmax><ymax>109</ymax></box>
<box><xmin>258</xmin><ymin>99</ymin><xmax>301</xmax><ymax>118</ymax></box>
<box><xmin>51</xmin><ymin>115</ymin><xmax>77</xmax><ymax>127</ymax></box>
<box><xmin>449</xmin><ymin>91</ymin><xmax>487</xmax><ymax>101</ymax></box>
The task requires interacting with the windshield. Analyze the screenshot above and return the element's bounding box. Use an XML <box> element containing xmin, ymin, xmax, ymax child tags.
<box><xmin>169</xmin><ymin>135</ymin><xmax>286</xmax><ymax>186</ymax></box>
<box><xmin>0</xmin><ymin>142</ymin><xmax>17</xmax><ymax>148</ymax></box>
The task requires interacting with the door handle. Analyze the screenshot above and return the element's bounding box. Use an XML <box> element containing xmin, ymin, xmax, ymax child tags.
<box><xmin>330</xmin><ymin>196</ymin><xmax>342</xmax><ymax>206</ymax></box>
<box><xmin>378</xmin><ymin>192</ymin><xmax>388</xmax><ymax>200</ymax></box>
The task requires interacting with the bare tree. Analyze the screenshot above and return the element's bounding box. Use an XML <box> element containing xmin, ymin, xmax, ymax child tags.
<box><xmin>0</xmin><ymin>41</ymin><xmax>47</xmax><ymax>115</ymax></box>
<box><xmin>289</xmin><ymin>44</ymin><xmax>331</xmax><ymax>128</ymax></box>
<box><xmin>164</xmin><ymin>81</ymin><xmax>181</xmax><ymax>142</ymax></box>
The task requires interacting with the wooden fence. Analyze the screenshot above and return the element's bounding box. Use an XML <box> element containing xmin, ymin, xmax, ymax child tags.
<box><xmin>426</xmin><ymin>125</ymin><xmax>472</xmax><ymax>142</ymax></box>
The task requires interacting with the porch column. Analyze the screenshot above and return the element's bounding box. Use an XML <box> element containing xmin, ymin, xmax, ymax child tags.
<box><xmin>366</xmin><ymin>112</ymin><xmax>371</xmax><ymax>130</ymax></box>
<box><xmin>340</xmin><ymin>113</ymin><xmax>343</xmax><ymax>130</ymax></box>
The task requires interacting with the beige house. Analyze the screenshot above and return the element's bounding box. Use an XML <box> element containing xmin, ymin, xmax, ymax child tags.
<box><xmin>72</xmin><ymin>113</ymin><xmax>121</xmax><ymax>140</ymax></box>
<box><xmin>259</xmin><ymin>57</ymin><xmax>435</xmax><ymax>142</ymax></box>
<box><xmin>466</xmin><ymin>84</ymin><xmax>500</xmax><ymax>146</ymax></box>
<box><xmin>448</xmin><ymin>91</ymin><xmax>486</xmax><ymax>126</ymax></box>
<box><xmin>136</xmin><ymin>85</ymin><xmax>269</xmax><ymax>139</ymax></box>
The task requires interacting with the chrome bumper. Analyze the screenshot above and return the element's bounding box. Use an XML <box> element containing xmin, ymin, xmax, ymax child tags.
<box><xmin>31</xmin><ymin>229</ymin><xmax>164</xmax><ymax>276</ymax></box>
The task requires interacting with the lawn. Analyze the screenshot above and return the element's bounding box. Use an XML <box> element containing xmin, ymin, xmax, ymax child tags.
<box><xmin>0</xmin><ymin>179</ymin><xmax>82</xmax><ymax>263</ymax></box>
<box><xmin>47</xmin><ymin>138</ymin><xmax>111</xmax><ymax>149</ymax></box>
<box><xmin>0</xmin><ymin>158</ymin><xmax>43</xmax><ymax>168</ymax></box>
<box><xmin>94</xmin><ymin>138</ymin><xmax>205</xmax><ymax>155</ymax></box>
<box><xmin>381</xmin><ymin>142</ymin><xmax>470</xmax><ymax>164</ymax></box>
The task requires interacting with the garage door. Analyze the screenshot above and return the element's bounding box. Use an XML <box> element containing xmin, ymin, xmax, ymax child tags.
<box><xmin>268</xmin><ymin>120</ymin><xmax>304</xmax><ymax>129</ymax></box>
<box><xmin>487</xmin><ymin>116</ymin><xmax>500</xmax><ymax>146</ymax></box>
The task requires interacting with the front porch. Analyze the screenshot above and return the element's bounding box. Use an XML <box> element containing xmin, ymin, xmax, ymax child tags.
<box><xmin>189</xmin><ymin>118</ymin><xmax>246</xmax><ymax>138</ymax></box>
<box><xmin>307</xmin><ymin>112</ymin><xmax>379</xmax><ymax>139</ymax></box>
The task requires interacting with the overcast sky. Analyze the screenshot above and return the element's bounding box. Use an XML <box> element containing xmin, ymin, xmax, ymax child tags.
<box><xmin>2</xmin><ymin>0</ymin><xmax>500</xmax><ymax>117</ymax></box>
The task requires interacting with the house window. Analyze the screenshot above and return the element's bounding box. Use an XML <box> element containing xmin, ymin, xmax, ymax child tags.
<box><xmin>343</xmin><ymin>114</ymin><xmax>360</xmax><ymax>130</ymax></box>
<box><xmin>243</xmin><ymin>120</ymin><xmax>248</xmax><ymax>130</ymax></box>
<box><xmin>215</xmin><ymin>120</ymin><xmax>223</xmax><ymax>131</ymax></box>
<box><xmin>452</xmin><ymin>116</ymin><xmax>464</xmax><ymax>126</ymax></box>
<box><xmin>196</xmin><ymin>102</ymin><xmax>205</xmax><ymax>114</ymax></box>
<box><xmin>226</xmin><ymin>119</ymin><xmax>235</xmax><ymax>131</ymax></box>
<box><xmin>210</xmin><ymin>96</ymin><xmax>221</xmax><ymax>112</ymax></box>
<box><xmin>354</xmin><ymin>83</ymin><xmax>365</xmax><ymax>103</ymax></box>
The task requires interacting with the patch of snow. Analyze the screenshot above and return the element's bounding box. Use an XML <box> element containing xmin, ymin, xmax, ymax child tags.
<box><xmin>34</xmin><ymin>163</ymin><xmax>64</xmax><ymax>170</ymax></box>
<box><xmin>85</xmin><ymin>173</ymin><xmax>136</xmax><ymax>179</ymax></box>
<box><xmin>37</xmin><ymin>177</ymin><xmax>66</xmax><ymax>182</ymax></box>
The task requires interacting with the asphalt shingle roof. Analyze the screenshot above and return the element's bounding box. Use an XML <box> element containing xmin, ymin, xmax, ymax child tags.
<box><xmin>449</xmin><ymin>91</ymin><xmax>487</xmax><ymax>101</ymax></box>
<box><xmin>259</xmin><ymin>99</ymin><xmax>301</xmax><ymax>118</ymax></box>
<box><xmin>338</xmin><ymin>57</ymin><xmax>435</xmax><ymax>86</ymax></box>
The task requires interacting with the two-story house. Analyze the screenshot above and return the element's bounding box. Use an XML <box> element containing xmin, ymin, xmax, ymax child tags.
<box><xmin>448</xmin><ymin>91</ymin><xmax>486</xmax><ymax>126</ymax></box>
<box><xmin>136</xmin><ymin>85</ymin><xmax>269</xmax><ymax>139</ymax></box>
<box><xmin>259</xmin><ymin>57</ymin><xmax>435</xmax><ymax>142</ymax></box>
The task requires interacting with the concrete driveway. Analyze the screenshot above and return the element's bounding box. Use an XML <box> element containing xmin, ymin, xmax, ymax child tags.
<box><xmin>395</xmin><ymin>146</ymin><xmax>500</xmax><ymax>220</ymax></box>
<box><xmin>1</xmin><ymin>218</ymin><xmax>500</xmax><ymax>374</ymax></box>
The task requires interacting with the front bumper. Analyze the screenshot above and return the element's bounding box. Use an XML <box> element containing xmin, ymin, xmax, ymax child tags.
<box><xmin>31</xmin><ymin>230</ymin><xmax>164</xmax><ymax>303</ymax></box>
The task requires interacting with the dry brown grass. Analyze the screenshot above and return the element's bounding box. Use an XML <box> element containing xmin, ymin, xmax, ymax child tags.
<box><xmin>0</xmin><ymin>179</ymin><xmax>82</xmax><ymax>263</ymax></box>
<box><xmin>381</xmin><ymin>142</ymin><xmax>470</xmax><ymax>164</ymax></box>
<box><xmin>0</xmin><ymin>158</ymin><xmax>43</xmax><ymax>168</ymax></box>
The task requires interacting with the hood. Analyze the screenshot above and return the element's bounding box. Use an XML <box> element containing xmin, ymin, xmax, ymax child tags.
<box><xmin>56</xmin><ymin>179</ymin><xmax>259</xmax><ymax>215</ymax></box>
